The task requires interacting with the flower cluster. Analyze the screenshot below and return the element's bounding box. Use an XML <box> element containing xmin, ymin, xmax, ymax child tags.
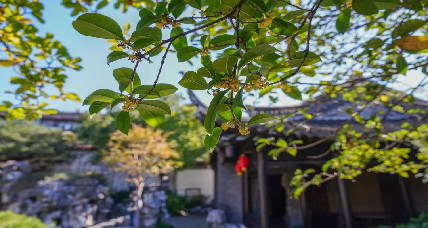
<box><xmin>258</xmin><ymin>13</ymin><xmax>275</xmax><ymax>28</ymax></box>
<box><xmin>200</xmin><ymin>48</ymin><xmax>210</xmax><ymax>56</ymax></box>
<box><xmin>238</xmin><ymin>123</ymin><xmax>250</xmax><ymax>135</ymax></box>
<box><xmin>221</xmin><ymin>121</ymin><xmax>236</xmax><ymax>131</ymax></box>
<box><xmin>117</xmin><ymin>40</ymin><xmax>131</xmax><ymax>49</ymax></box>
<box><xmin>244</xmin><ymin>75</ymin><xmax>269</xmax><ymax>92</ymax></box>
<box><xmin>156</xmin><ymin>15</ymin><xmax>180</xmax><ymax>29</ymax></box>
<box><xmin>221</xmin><ymin>120</ymin><xmax>250</xmax><ymax>135</ymax></box>
<box><xmin>215</xmin><ymin>77</ymin><xmax>240</xmax><ymax>92</ymax></box>
<box><xmin>121</xmin><ymin>96</ymin><xmax>138</xmax><ymax>112</ymax></box>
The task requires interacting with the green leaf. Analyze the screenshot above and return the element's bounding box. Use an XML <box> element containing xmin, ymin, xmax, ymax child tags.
<box><xmin>205</xmin><ymin>91</ymin><xmax>227</xmax><ymax>133</ymax></box>
<box><xmin>185</xmin><ymin>0</ymin><xmax>202</xmax><ymax>9</ymax></box>
<box><xmin>72</xmin><ymin>13</ymin><xmax>123</xmax><ymax>40</ymax></box>
<box><xmin>83</xmin><ymin>89</ymin><xmax>119</xmax><ymax>105</ymax></box>
<box><xmin>238</xmin><ymin>44</ymin><xmax>277</xmax><ymax>69</ymax></box>
<box><xmin>171</xmin><ymin>27</ymin><xmax>187</xmax><ymax>51</ymax></box>
<box><xmin>336</xmin><ymin>8</ymin><xmax>351</xmax><ymax>34</ymax></box>
<box><xmin>248</xmin><ymin>113</ymin><xmax>275</xmax><ymax>125</ymax></box>
<box><xmin>373</xmin><ymin>0</ymin><xmax>400</xmax><ymax>10</ymax></box>
<box><xmin>155</xmin><ymin>2</ymin><xmax>168</xmax><ymax>16</ymax></box>
<box><xmin>133</xmin><ymin>83</ymin><xmax>178</xmax><ymax>98</ymax></box>
<box><xmin>287</xmin><ymin>52</ymin><xmax>321</xmax><ymax>67</ymax></box>
<box><xmin>209</xmin><ymin>35</ymin><xmax>236</xmax><ymax>47</ymax></box>
<box><xmin>204</xmin><ymin>127</ymin><xmax>222</xmax><ymax>150</ymax></box>
<box><xmin>270</xmin><ymin>18</ymin><xmax>298</xmax><ymax>36</ymax></box>
<box><xmin>212</xmin><ymin>56</ymin><xmax>239</xmax><ymax>75</ymax></box>
<box><xmin>282</xmin><ymin>85</ymin><xmax>302</xmax><ymax>100</ymax></box>
<box><xmin>169</xmin><ymin>0</ymin><xmax>186</xmax><ymax>17</ymax></box>
<box><xmin>116</xmin><ymin>111</ymin><xmax>131</xmax><ymax>134</ymax></box>
<box><xmin>113</xmin><ymin>67</ymin><xmax>141</xmax><ymax>93</ymax></box>
<box><xmin>234</xmin><ymin>89</ymin><xmax>246</xmax><ymax>109</ymax></box>
<box><xmin>137</xmin><ymin>9</ymin><xmax>158</xmax><ymax>28</ymax></box>
<box><xmin>137</xmin><ymin>100</ymin><xmax>171</xmax><ymax>115</ymax></box>
<box><xmin>352</xmin><ymin>0</ymin><xmax>378</xmax><ymax>15</ymax></box>
<box><xmin>396</xmin><ymin>56</ymin><xmax>408</xmax><ymax>74</ymax></box>
<box><xmin>247</xmin><ymin>0</ymin><xmax>266</xmax><ymax>12</ymax></box>
<box><xmin>260</xmin><ymin>85</ymin><xmax>275</xmax><ymax>97</ymax></box>
<box><xmin>118</xmin><ymin>79</ymin><xmax>130</xmax><ymax>92</ymax></box>
<box><xmin>391</xmin><ymin>19</ymin><xmax>426</xmax><ymax>38</ymax></box>
<box><xmin>111</xmin><ymin>98</ymin><xmax>125</xmax><ymax>109</ymax></box>
<box><xmin>177</xmin><ymin>46</ymin><xmax>201</xmax><ymax>62</ymax></box>
<box><xmin>107</xmin><ymin>51</ymin><xmax>128</xmax><ymax>65</ymax></box>
<box><xmin>137</xmin><ymin>108</ymin><xmax>166</xmax><ymax>128</ymax></box>
<box><xmin>130</xmin><ymin>27</ymin><xmax>162</xmax><ymax>42</ymax></box>
<box><xmin>89</xmin><ymin>101</ymin><xmax>109</xmax><ymax>114</ymax></box>
<box><xmin>287</xmin><ymin>147</ymin><xmax>297</xmax><ymax>156</ymax></box>
<box><xmin>0</xmin><ymin>60</ymin><xmax>14</xmax><ymax>67</ymax></box>
<box><xmin>179</xmin><ymin>71</ymin><xmax>208</xmax><ymax>90</ymax></box>
<box><xmin>365</xmin><ymin>38</ymin><xmax>384</xmax><ymax>49</ymax></box>
<box><xmin>218</xmin><ymin>106</ymin><xmax>242</xmax><ymax>122</ymax></box>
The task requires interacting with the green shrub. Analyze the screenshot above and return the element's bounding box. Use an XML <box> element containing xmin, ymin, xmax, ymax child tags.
<box><xmin>155</xmin><ymin>221</ymin><xmax>175</xmax><ymax>228</ymax></box>
<box><xmin>166</xmin><ymin>192</ymin><xmax>186</xmax><ymax>215</ymax></box>
<box><xmin>0</xmin><ymin>211</ymin><xmax>47</xmax><ymax>228</ymax></box>
<box><xmin>166</xmin><ymin>192</ymin><xmax>206</xmax><ymax>215</ymax></box>
<box><xmin>185</xmin><ymin>195</ymin><xmax>205</xmax><ymax>209</ymax></box>
<box><xmin>110</xmin><ymin>190</ymin><xmax>132</xmax><ymax>203</ymax></box>
<box><xmin>378</xmin><ymin>213</ymin><xmax>428</xmax><ymax>228</ymax></box>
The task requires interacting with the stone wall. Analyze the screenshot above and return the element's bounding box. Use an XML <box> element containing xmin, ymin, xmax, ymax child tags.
<box><xmin>216</xmin><ymin>156</ymin><xmax>243</xmax><ymax>223</ymax></box>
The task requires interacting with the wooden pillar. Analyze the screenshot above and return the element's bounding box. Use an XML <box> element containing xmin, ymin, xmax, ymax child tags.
<box><xmin>243</xmin><ymin>171</ymin><xmax>249</xmax><ymax>213</ymax></box>
<box><xmin>338</xmin><ymin>179</ymin><xmax>353</xmax><ymax>228</ymax></box>
<box><xmin>398</xmin><ymin>177</ymin><xmax>415</xmax><ymax>217</ymax></box>
<box><xmin>257</xmin><ymin>151</ymin><xmax>269</xmax><ymax>228</ymax></box>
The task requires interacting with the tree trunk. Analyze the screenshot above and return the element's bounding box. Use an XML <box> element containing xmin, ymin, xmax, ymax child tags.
<box><xmin>135</xmin><ymin>181</ymin><xmax>145</xmax><ymax>228</ymax></box>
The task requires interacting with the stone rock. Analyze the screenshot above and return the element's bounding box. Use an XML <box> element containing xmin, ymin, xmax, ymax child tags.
<box><xmin>207</xmin><ymin>209</ymin><xmax>226</xmax><ymax>224</ymax></box>
<box><xmin>0</xmin><ymin>160</ymin><xmax>114</xmax><ymax>228</ymax></box>
<box><xmin>206</xmin><ymin>209</ymin><xmax>246</xmax><ymax>228</ymax></box>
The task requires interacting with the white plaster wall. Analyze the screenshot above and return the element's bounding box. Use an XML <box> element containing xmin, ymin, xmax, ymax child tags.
<box><xmin>175</xmin><ymin>168</ymin><xmax>214</xmax><ymax>203</ymax></box>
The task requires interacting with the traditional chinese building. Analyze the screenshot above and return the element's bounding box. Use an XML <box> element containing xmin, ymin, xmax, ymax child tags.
<box><xmin>188</xmin><ymin>90</ymin><xmax>428</xmax><ymax>228</ymax></box>
<box><xmin>0</xmin><ymin>112</ymin><xmax>81</xmax><ymax>131</ymax></box>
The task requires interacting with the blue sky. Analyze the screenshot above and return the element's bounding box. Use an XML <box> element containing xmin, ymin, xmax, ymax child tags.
<box><xmin>0</xmin><ymin>2</ymin><xmax>426</xmax><ymax>113</ymax></box>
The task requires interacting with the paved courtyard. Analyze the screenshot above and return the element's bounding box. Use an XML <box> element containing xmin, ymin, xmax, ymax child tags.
<box><xmin>163</xmin><ymin>214</ymin><xmax>208</xmax><ymax>228</ymax></box>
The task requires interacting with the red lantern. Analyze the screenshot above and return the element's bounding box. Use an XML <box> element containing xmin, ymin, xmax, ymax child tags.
<box><xmin>235</xmin><ymin>161</ymin><xmax>243</xmax><ymax>176</ymax></box>
<box><xmin>239</xmin><ymin>155</ymin><xmax>249</xmax><ymax>172</ymax></box>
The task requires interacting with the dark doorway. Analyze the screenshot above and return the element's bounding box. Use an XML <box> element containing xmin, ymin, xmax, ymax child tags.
<box><xmin>306</xmin><ymin>184</ymin><xmax>337</xmax><ymax>227</ymax></box>
<box><xmin>378</xmin><ymin>174</ymin><xmax>409</xmax><ymax>224</ymax></box>
<box><xmin>267</xmin><ymin>175</ymin><xmax>286</xmax><ymax>228</ymax></box>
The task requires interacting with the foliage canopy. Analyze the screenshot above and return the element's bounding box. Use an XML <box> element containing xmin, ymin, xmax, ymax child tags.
<box><xmin>2</xmin><ymin>0</ymin><xmax>428</xmax><ymax>196</ymax></box>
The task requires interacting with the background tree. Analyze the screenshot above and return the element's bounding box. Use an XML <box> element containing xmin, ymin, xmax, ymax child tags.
<box><xmin>0</xmin><ymin>0</ymin><xmax>160</xmax><ymax>119</ymax></box>
<box><xmin>102</xmin><ymin>125</ymin><xmax>182</xmax><ymax>228</ymax></box>
<box><xmin>162</xmin><ymin>95</ymin><xmax>207</xmax><ymax>167</ymax></box>
<box><xmin>0</xmin><ymin>120</ymin><xmax>71</xmax><ymax>168</ymax></box>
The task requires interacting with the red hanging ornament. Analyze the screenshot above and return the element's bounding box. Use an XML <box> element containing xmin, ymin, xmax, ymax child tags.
<box><xmin>239</xmin><ymin>154</ymin><xmax>249</xmax><ymax>172</ymax></box>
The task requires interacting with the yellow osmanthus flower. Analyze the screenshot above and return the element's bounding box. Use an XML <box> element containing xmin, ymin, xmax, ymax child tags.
<box><xmin>200</xmin><ymin>48</ymin><xmax>210</xmax><ymax>56</ymax></box>
<box><xmin>239</xmin><ymin>124</ymin><xmax>250</xmax><ymax>135</ymax></box>
<box><xmin>221</xmin><ymin>121</ymin><xmax>235</xmax><ymax>131</ymax></box>
<box><xmin>258</xmin><ymin>13</ymin><xmax>275</xmax><ymax>28</ymax></box>
<box><xmin>216</xmin><ymin>77</ymin><xmax>240</xmax><ymax>92</ymax></box>
<box><xmin>122</xmin><ymin>96</ymin><xmax>138</xmax><ymax>112</ymax></box>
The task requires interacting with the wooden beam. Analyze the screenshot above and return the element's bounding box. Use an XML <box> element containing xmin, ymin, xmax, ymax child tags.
<box><xmin>338</xmin><ymin>179</ymin><xmax>354</xmax><ymax>228</ymax></box>
<box><xmin>257</xmin><ymin>151</ymin><xmax>269</xmax><ymax>228</ymax></box>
